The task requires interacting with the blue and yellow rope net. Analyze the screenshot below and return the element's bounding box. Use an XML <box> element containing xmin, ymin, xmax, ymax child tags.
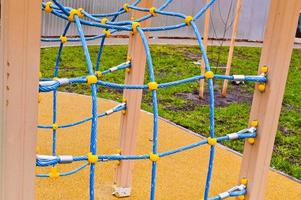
<box><xmin>38</xmin><ymin>1</ymin><xmax>268</xmax><ymax>199</ymax></box>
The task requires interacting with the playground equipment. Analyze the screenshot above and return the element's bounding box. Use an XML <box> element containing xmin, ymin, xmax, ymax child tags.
<box><xmin>0</xmin><ymin>0</ymin><xmax>301</xmax><ymax>200</ymax></box>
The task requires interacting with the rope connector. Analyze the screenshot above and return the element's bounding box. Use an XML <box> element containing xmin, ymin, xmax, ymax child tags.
<box><xmin>45</xmin><ymin>2</ymin><xmax>53</xmax><ymax>13</ymax></box>
<box><xmin>132</xmin><ymin>22</ymin><xmax>141</xmax><ymax>34</ymax></box>
<box><xmin>103</xmin><ymin>30</ymin><xmax>111</xmax><ymax>38</ymax></box>
<box><xmin>49</xmin><ymin>167</ymin><xmax>60</xmax><ymax>178</ymax></box>
<box><xmin>250</xmin><ymin>120</ymin><xmax>258</xmax><ymax>127</ymax></box>
<box><xmin>60</xmin><ymin>35</ymin><xmax>67</xmax><ymax>44</ymax></box>
<box><xmin>122</xmin><ymin>98</ymin><xmax>127</xmax><ymax>114</ymax></box>
<box><xmin>86</xmin><ymin>75</ymin><xmax>98</xmax><ymax>85</ymax></box>
<box><xmin>101</xmin><ymin>18</ymin><xmax>108</xmax><ymax>24</ymax></box>
<box><xmin>148</xmin><ymin>82</ymin><xmax>158</xmax><ymax>91</ymax></box>
<box><xmin>68</xmin><ymin>9</ymin><xmax>78</xmax><ymax>22</ymax></box>
<box><xmin>208</xmin><ymin>137</ymin><xmax>217</xmax><ymax>146</ymax></box>
<box><xmin>205</xmin><ymin>71</ymin><xmax>214</xmax><ymax>79</ymax></box>
<box><xmin>149</xmin><ymin>7</ymin><xmax>157</xmax><ymax>16</ymax></box>
<box><xmin>52</xmin><ymin>123</ymin><xmax>58</xmax><ymax>130</ymax></box>
<box><xmin>149</xmin><ymin>153</ymin><xmax>159</xmax><ymax>162</ymax></box>
<box><xmin>87</xmin><ymin>152</ymin><xmax>98</xmax><ymax>164</ymax></box>
<box><xmin>38</xmin><ymin>94</ymin><xmax>42</xmax><ymax>104</ymax></box>
<box><xmin>77</xmin><ymin>8</ymin><xmax>84</xmax><ymax>18</ymax></box>
<box><xmin>261</xmin><ymin>66</ymin><xmax>268</xmax><ymax>74</ymax></box>
<box><xmin>95</xmin><ymin>71</ymin><xmax>102</xmax><ymax>78</ymax></box>
<box><xmin>123</xmin><ymin>3</ymin><xmax>130</xmax><ymax>12</ymax></box>
<box><xmin>237</xmin><ymin>195</ymin><xmax>245</xmax><ymax>200</ymax></box>
<box><xmin>185</xmin><ymin>16</ymin><xmax>193</xmax><ymax>25</ymax></box>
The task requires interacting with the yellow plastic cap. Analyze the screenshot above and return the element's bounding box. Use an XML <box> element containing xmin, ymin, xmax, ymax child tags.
<box><xmin>149</xmin><ymin>153</ymin><xmax>160</xmax><ymax>162</ymax></box>
<box><xmin>125</xmin><ymin>68</ymin><xmax>131</xmax><ymax>73</ymax></box>
<box><xmin>101</xmin><ymin>18</ymin><xmax>108</xmax><ymax>24</ymax></box>
<box><xmin>123</xmin><ymin>3</ymin><xmax>130</xmax><ymax>12</ymax></box>
<box><xmin>205</xmin><ymin>71</ymin><xmax>214</xmax><ymax>79</ymax></box>
<box><xmin>60</xmin><ymin>35</ymin><xmax>67</xmax><ymax>44</ymax></box>
<box><xmin>250</xmin><ymin>120</ymin><xmax>258</xmax><ymax>127</ymax></box>
<box><xmin>238</xmin><ymin>195</ymin><xmax>245</xmax><ymax>200</ymax></box>
<box><xmin>87</xmin><ymin>152</ymin><xmax>98</xmax><ymax>164</ymax></box>
<box><xmin>247</xmin><ymin>138</ymin><xmax>256</xmax><ymax>145</ymax></box>
<box><xmin>208</xmin><ymin>137</ymin><xmax>217</xmax><ymax>146</ymax></box>
<box><xmin>38</xmin><ymin>94</ymin><xmax>42</xmax><ymax>104</ymax></box>
<box><xmin>185</xmin><ymin>16</ymin><xmax>193</xmax><ymax>25</ymax></box>
<box><xmin>261</xmin><ymin>66</ymin><xmax>268</xmax><ymax>73</ymax></box>
<box><xmin>45</xmin><ymin>2</ymin><xmax>53</xmax><ymax>13</ymax></box>
<box><xmin>49</xmin><ymin>167</ymin><xmax>60</xmax><ymax>178</ymax></box>
<box><xmin>68</xmin><ymin>9</ymin><xmax>78</xmax><ymax>21</ymax></box>
<box><xmin>240</xmin><ymin>178</ymin><xmax>248</xmax><ymax>185</ymax></box>
<box><xmin>132</xmin><ymin>22</ymin><xmax>141</xmax><ymax>34</ymax></box>
<box><xmin>149</xmin><ymin>7</ymin><xmax>157</xmax><ymax>16</ymax></box>
<box><xmin>103</xmin><ymin>30</ymin><xmax>111</xmax><ymax>38</ymax></box>
<box><xmin>258</xmin><ymin>83</ymin><xmax>266</xmax><ymax>92</ymax></box>
<box><xmin>148</xmin><ymin>82</ymin><xmax>158</xmax><ymax>91</ymax></box>
<box><xmin>52</xmin><ymin>123</ymin><xmax>58</xmax><ymax>130</ymax></box>
<box><xmin>86</xmin><ymin>75</ymin><xmax>98</xmax><ymax>85</ymax></box>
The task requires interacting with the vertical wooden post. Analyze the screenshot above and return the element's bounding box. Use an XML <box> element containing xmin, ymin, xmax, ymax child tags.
<box><xmin>114</xmin><ymin>0</ymin><xmax>153</xmax><ymax>197</ymax></box>
<box><xmin>0</xmin><ymin>0</ymin><xmax>41</xmax><ymax>199</ymax></box>
<box><xmin>221</xmin><ymin>0</ymin><xmax>242</xmax><ymax>97</ymax></box>
<box><xmin>199</xmin><ymin>0</ymin><xmax>211</xmax><ymax>99</ymax></box>
<box><xmin>239</xmin><ymin>1</ymin><xmax>301</xmax><ymax>200</ymax></box>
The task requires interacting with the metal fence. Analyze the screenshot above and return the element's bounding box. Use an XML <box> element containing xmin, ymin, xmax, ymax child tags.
<box><xmin>42</xmin><ymin>0</ymin><xmax>270</xmax><ymax>41</ymax></box>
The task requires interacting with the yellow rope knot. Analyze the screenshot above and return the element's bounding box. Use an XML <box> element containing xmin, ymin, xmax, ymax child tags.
<box><xmin>45</xmin><ymin>2</ymin><xmax>53</xmax><ymax>13</ymax></box>
<box><xmin>132</xmin><ymin>22</ymin><xmax>141</xmax><ymax>34</ymax></box>
<box><xmin>149</xmin><ymin>153</ymin><xmax>159</xmax><ymax>162</ymax></box>
<box><xmin>103</xmin><ymin>30</ymin><xmax>111</xmax><ymax>38</ymax></box>
<box><xmin>101</xmin><ymin>18</ymin><xmax>108</xmax><ymax>24</ymax></box>
<box><xmin>87</xmin><ymin>152</ymin><xmax>98</xmax><ymax>164</ymax></box>
<box><xmin>185</xmin><ymin>16</ymin><xmax>193</xmax><ymax>25</ymax></box>
<box><xmin>149</xmin><ymin>7</ymin><xmax>157</xmax><ymax>16</ymax></box>
<box><xmin>250</xmin><ymin>120</ymin><xmax>258</xmax><ymax>127</ymax></box>
<box><xmin>95</xmin><ymin>71</ymin><xmax>102</xmax><ymax>78</ymax></box>
<box><xmin>123</xmin><ymin>3</ymin><xmax>130</xmax><ymax>12</ymax></box>
<box><xmin>86</xmin><ymin>75</ymin><xmax>98</xmax><ymax>85</ymax></box>
<box><xmin>247</xmin><ymin>138</ymin><xmax>255</xmax><ymax>145</ymax></box>
<box><xmin>204</xmin><ymin>71</ymin><xmax>214</xmax><ymax>79</ymax></box>
<box><xmin>49</xmin><ymin>167</ymin><xmax>60</xmax><ymax>179</ymax></box>
<box><xmin>68</xmin><ymin>9</ymin><xmax>84</xmax><ymax>22</ymax></box>
<box><xmin>60</xmin><ymin>35</ymin><xmax>67</xmax><ymax>44</ymax></box>
<box><xmin>122</xmin><ymin>98</ymin><xmax>127</xmax><ymax>114</ymax></box>
<box><xmin>52</xmin><ymin>123</ymin><xmax>58</xmax><ymax>130</ymax></box>
<box><xmin>148</xmin><ymin>82</ymin><xmax>158</xmax><ymax>91</ymax></box>
<box><xmin>207</xmin><ymin>137</ymin><xmax>217</xmax><ymax>146</ymax></box>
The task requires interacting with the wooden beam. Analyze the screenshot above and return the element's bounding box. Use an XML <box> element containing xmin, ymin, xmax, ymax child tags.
<box><xmin>239</xmin><ymin>1</ymin><xmax>301</xmax><ymax>200</ymax></box>
<box><xmin>0</xmin><ymin>0</ymin><xmax>41</xmax><ymax>199</ymax></box>
<box><xmin>114</xmin><ymin>0</ymin><xmax>153</xmax><ymax>197</ymax></box>
<box><xmin>199</xmin><ymin>0</ymin><xmax>211</xmax><ymax>99</ymax></box>
<box><xmin>221</xmin><ymin>0</ymin><xmax>243</xmax><ymax>97</ymax></box>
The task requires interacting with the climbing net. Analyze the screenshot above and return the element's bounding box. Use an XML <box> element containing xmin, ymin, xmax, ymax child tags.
<box><xmin>38</xmin><ymin>1</ymin><xmax>268</xmax><ymax>200</ymax></box>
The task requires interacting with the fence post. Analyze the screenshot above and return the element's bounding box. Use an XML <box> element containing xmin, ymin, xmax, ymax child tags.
<box><xmin>239</xmin><ymin>1</ymin><xmax>301</xmax><ymax>199</ymax></box>
<box><xmin>114</xmin><ymin>0</ymin><xmax>153</xmax><ymax>197</ymax></box>
<box><xmin>0</xmin><ymin>0</ymin><xmax>41</xmax><ymax>199</ymax></box>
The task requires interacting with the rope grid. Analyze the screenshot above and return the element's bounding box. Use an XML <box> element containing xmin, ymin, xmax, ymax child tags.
<box><xmin>38</xmin><ymin>1</ymin><xmax>268</xmax><ymax>199</ymax></box>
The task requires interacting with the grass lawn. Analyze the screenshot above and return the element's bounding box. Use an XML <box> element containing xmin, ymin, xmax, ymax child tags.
<box><xmin>40</xmin><ymin>44</ymin><xmax>301</xmax><ymax>180</ymax></box>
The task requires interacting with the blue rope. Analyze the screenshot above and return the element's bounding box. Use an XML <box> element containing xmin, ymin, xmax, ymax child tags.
<box><xmin>38</xmin><ymin>1</ymin><xmax>268</xmax><ymax>199</ymax></box>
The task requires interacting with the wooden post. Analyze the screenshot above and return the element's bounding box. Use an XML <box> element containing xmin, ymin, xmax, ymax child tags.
<box><xmin>0</xmin><ymin>0</ymin><xmax>41</xmax><ymax>199</ymax></box>
<box><xmin>199</xmin><ymin>0</ymin><xmax>211</xmax><ymax>99</ymax></box>
<box><xmin>114</xmin><ymin>0</ymin><xmax>153</xmax><ymax>197</ymax></box>
<box><xmin>239</xmin><ymin>1</ymin><xmax>301</xmax><ymax>200</ymax></box>
<box><xmin>221</xmin><ymin>0</ymin><xmax>242</xmax><ymax>97</ymax></box>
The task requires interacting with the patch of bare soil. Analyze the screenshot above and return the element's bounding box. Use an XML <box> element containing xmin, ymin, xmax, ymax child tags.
<box><xmin>176</xmin><ymin>84</ymin><xmax>253</xmax><ymax>107</ymax></box>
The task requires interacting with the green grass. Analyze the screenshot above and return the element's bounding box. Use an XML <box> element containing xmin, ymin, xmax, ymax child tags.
<box><xmin>40</xmin><ymin>44</ymin><xmax>301</xmax><ymax>179</ymax></box>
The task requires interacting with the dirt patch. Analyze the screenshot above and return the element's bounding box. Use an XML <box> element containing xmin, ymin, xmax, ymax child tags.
<box><xmin>175</xmin><ymin>84</ymin><xmax>253</xmax><ymax>107</ymax></box>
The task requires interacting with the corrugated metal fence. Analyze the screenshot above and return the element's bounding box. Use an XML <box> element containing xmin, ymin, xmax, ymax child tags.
<box><xmin>42</xmin><ymin>0</ymin><xmax>270</xmax><ymax>41</ymax></box>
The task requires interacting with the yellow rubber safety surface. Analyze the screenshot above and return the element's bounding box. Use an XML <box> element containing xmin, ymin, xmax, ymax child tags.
<box><xmin>36</xmin><ymin>92</ymin><xmax>301</xmax><ymax>200</ymax></box>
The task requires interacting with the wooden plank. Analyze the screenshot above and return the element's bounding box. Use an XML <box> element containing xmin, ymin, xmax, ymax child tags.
<box><xmin>0</xmin><ymin>0</ymin><xmax>41</xmax><ymax>199</ymax></box>
<box><xmin>221</xmin><ymin>0</ymin><xmax>243</xmax><ymax>97</ymax></box>
<box><xmin>239</xmin><ymin>1</ymin><xmax>301</xmax><ymax>200</ymax></box>
<box><xmin>114</xmin><ymin>0</ymin><xmax>153</xmax><ymax>197</ymax></box>
<box><xmin>199</xmin><ymin>0</ymin><xmax>211</xmax><ymax>99</ymax></box>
